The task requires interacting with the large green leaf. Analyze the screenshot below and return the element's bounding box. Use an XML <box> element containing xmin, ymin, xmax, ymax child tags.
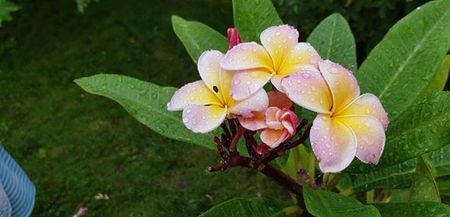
<box><xmin>75</xmin><ymin>74</ymin><xmax>217</xmax><ymax>149</ymax></box>
<box><xmin>356</xmin><ymin>0</ymin><xmax>450</xmax><ymax>119</ymax></box>
<box><xmin>351</xmin><ymin>92</ymin><xmax>450</xmax><ymax>172</ymax></box>
<box><xmin>351</xmin><ymin>145</ymin><xmax>450</xmax><ymax>191</ymax></box>
<box><xmin>199</xmin><ymin>198</ymin><xmax>284</xmax><ymax>217</ymax></box>
<box><xmin>303</xmin><ymin>186</ymin><xmax>381</xmax><ymax>217</ymax></box>
<box><xmin>0</xmin><ymin>0</ymin><xmax>20</xmax><ymax>27</ymax></box>
<box><xmin>375</xmin><ymin>202</ymin><xmax>450</xmax><ymax>217</ymax></box>
<box><xmin>307</xmin><ymin>13</ymin><xmax>357</xmax><ymax>72</ymax></box>
<box><xmin>423</xmin><ymin>55</ymin><xmax>450</xmax><ymax>93</ymax></box>
<box><xmin>438</xmin><ymin>179</ymin><xmax>450</xmax><ymax>196</ymax></box>
<box><xmin>409</xmin><ymin>156</ymin><xmax>441</xmax><ymax>202</ymax></box>
<box><xmin>232</xmin><ymin>0</ymin><xmax>282</xmax><ymax>42</ymax></box>
<box><xmin>351</xmin><ymin>159</ymin><xmax>416</xmax><ymax>191</ymax></box>
<box><xmin>172</xmin><ymin>15</ymin><xmax>228</xmax><ymax>63</ymax></box>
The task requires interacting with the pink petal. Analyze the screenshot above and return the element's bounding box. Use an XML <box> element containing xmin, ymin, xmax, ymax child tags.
<box><xmin>270</xmin><ymin>74</ymin><xmax>285</xmax><ymax>93</ymax></box>
<box><xmin>182</xmin><ymin>105</ymin><xmax>227</xmax><ymax>133</ymax></box>
<box><xmin>280</xmin><ymin>110</ymin><xmax>299</xmax><ymax>135</ymax></box>
<box><xmin>260</xmin><ymin>25</ymin><xmax>299</xmax><ymax>71</ymax></box>
<box><xmin>261</xmin><ymin>128</ymin><xmax>291</xmax><ymax>149</ymax></box>
<box><xmin>337</xmin><ymin>116</ymin><xmax>385</xmax><ymax>164</ymax></box>
<box><xmin>278</xmin><ymin>42</ymin><xmax>322</xmax><ymax>76</ymax></box>
<box><xmin>281</xmin><ymin>71</ymin><xmax>333</xmax><ymax>114</ymax></box>
<box><xmin>319</xmin><ymin>60</ymin><xmax>360</xmax><ymax>113</ymax></box>
<box><xmin>167</xmin><ymin>80</ymin><xmax>221</xmax><ymax>111</ymax></box>
<box><xmin>221</xmin><ymin>42</ymin><xmax>273</xmax><ymax>71</ymax></box>
<box><xmin>268</xmin><ymin>90</ymin><xmax>293</xmax><ymax>109</ymax></box>
<box><xmin>198</xmin><ymin>50</ymin><xmax>232</xmax><ymax>102</ymax></box>
<box><xmin>265</xmin><ymin>107</ymin><xmax>283</xmax><ymax>129</ymax></box>
<box><xmin>336</xmin><ymin>93</ymin><xmax>389</xmax><ymax>129</ymax></box>
<box><xmin>229</xmin><ymin>89</ymin><xmax>268</xmax><ymax>117</ymax></box>
<box><xmin>231</xmin><ymin>69</ymin><xmax>272</xmax><ymax>101</ymax></box>
<box><xmin>239</xmin><ymin>112</ymin><xmax>267</xmax><ymax>131</ymax></box>
<box><xmin>310</xmin><ymin>115</ymin><xmax>357</xmax><ymax>173</ymax></box>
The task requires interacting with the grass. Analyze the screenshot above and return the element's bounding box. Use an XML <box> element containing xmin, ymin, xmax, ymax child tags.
<box><xmin>0</xmin><ymin>0</ymin><xmax>290</xmax><ymax>216</ymax></box>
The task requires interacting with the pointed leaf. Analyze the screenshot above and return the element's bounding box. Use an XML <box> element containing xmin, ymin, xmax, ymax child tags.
<box><xmin>232</xmin><ymin>0</ymin><xmax>282</xmax><ymax>42</ymax></box>
<box><xmin>375</xmin><ymin>202</ymin><xmax>450</xmax><ymax>217</ymax></box>
<box><xmin>172</xmin><ymin>15</ymin><xmax>228</xmax><ymax>63</ymax></box>
<box><xmin>0</xmin><ymin>145</ymin><xmax>35</xmax><ymax>217</ymax></box>
<box><xmin>199</xmin><ymin>198</ymin><xmax>284</xmax><ymax>217</ymax></box>
<box><xmin>357</xmin><ymin>0</ymin><xmax>450</xmax><ymax>119</ymax></box>
<box><xmin>409</xmin><ymin>156</ymin><xmax>441</xmax><ymax>202</ymax></box>
<box><xmin>351</xmin><ymin>144</ymin><xmax>450</xmax><ymax>191</ymax></box>
<box><xmin>303</xmin><ymin>186</ymin><xmax>381</xmax><ymax>217</ymax></box>
<box><xmin>307</xmin><ymin>13</ymin><xmax>357</xmax><ymax>72</ymax></box>
<box><xmin>75</xmin><ymin>74</ymin><xmax>218</xmax><ymax>149</ymax></box>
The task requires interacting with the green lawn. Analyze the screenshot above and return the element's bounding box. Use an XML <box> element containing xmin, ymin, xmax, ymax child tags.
<box><xmin>0</xmin><ymin>0</ymin><xmax>290</xmax><ymax>216</ymax></box>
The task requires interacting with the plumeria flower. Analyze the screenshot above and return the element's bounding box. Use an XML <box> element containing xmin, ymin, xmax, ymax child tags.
<box><xmin>221</xmin><ymin>25</ymin><xmax>322</xmax><ymax>101</ymax></box>
<box><xmin>167</xmin><ymin>50</ymin><xmax>269</xmax><ymax>133</ymax></box>
<box><xmin>239</xmin><ymin>91</ymin><xmax>299</xmax><ymax>149</ymax></box>
<box><xmin>281</xmin><ymin>60</ymin><xmax>389</xmax><ymax>173</ymax></box>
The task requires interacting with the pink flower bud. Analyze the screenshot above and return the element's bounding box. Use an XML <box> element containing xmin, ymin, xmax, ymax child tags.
<box><xmin>227</xmin><ymin>27</ymin><xmax>242</xmax><ymax>49</ymax></box>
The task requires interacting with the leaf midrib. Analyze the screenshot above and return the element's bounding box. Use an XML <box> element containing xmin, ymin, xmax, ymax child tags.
<box><xmin>377</xmin><ymin>8</ymin><xmax>449</xmax><ymax>99</ymax></box>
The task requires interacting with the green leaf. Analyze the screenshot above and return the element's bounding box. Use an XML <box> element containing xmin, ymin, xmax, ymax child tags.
<box><xmin>356</xmin><ymin>0</ymin><xmax>450</xmax><ymax>119</ymax></box>
<box><xmin>409</xmin><ymin>156</ymin><xmax>441</xmax><ymax>202</ymax></box>
<box><xmin>303</xmin><ymin>186</ymin><xmax>381</xmax><ymax>217</ymax></box>
<box><xmin>232</xmin><ymin>0</ymin><xmax>282</xmax><ymax>42</ymax></box>
<box><xmin>172</xmin><ymin>15</ymin><xmax>228</xmax><ymax>63</ymax></box>
<box><xmin>307</xmin><ymin>13</ymin><xmax>357</xmax><ymax>72</ymax></box>
<box><xmin>199</xmin><ymin>198</ymin><xmax>284</xmax><ymax>217</ymax></box>
<box><xmin>438</xmin><ymin>179</ymin><xmax>450</xmax><ymax>196</ymax></box>
<box><xmin>424</xmin><ymin>55</ymin><xmax>450</xmax><ymax>93</ymax></box>
<box><xmin>350</xmin><ymin>145</ymin><xmax>450</xmax><ymax>191</ymax></box>
<box><xmin>351</xmin><ymin>92</ymin><xmax>450</xmax><ymax>172</ymax></box>
<box><xmin>351</xmin><ymin>159</ymin><xmax>416</xmax><ymax>191</ymax></box>
<box><xmin>0</xmin><ymin>0</ymin><xmax>20</xmax><ymax>27</ymax></box>
<box><xmin>375</xmin><ymin>202</ymin><xmax>450</xmax><ymax>217</ymax></box>
<box><xmin>75</xmin><ymin>74</ymin><xmax>217</xmax><ymax>149</ymax></box>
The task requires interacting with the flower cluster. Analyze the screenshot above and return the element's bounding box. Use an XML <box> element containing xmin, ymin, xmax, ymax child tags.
<box><xmin>168</xmin><ymin>25</ymin><xmax>388</xmax><ymax>172</ymax></box>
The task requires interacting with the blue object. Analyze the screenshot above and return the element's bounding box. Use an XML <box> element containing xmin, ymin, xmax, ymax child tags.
<box><xmin>0</xmin><ymin>145</ymin><xmax>35</xmax><ymax>217</ymax></box>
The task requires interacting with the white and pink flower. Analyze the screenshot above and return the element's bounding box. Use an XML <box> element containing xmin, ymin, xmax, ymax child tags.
<box><xmin>221</xmin><ymin>25</ymin><xmax>322</xmax><ymax>100</ymax></box>
<box><xmin>167</xmin><ymin>50</ymin><xmax>269</xmax><ymax>133</ymax></box>
<box><xmin>282</xmin><ymin>60</ymin><xmax>388</xmax><ymax>172</ymax></box>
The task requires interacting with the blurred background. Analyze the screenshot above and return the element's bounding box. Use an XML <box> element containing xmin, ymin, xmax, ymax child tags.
<box><xmin>0</xmin><ymin>0</ymin><xmax>431</xmax><ymax>216</ymax></box>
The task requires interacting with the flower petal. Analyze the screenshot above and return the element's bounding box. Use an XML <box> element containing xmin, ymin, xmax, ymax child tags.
<box><xmin>239</xmin><ymin>112</ymin><xmax>267</xmax><ymax>131</ymax></box>
<box><xmin>261</xmin><ymin>128</ymin><xmax>290</xmax><ymax>149</ymax></box>
<box><xmin>310</xmin><ymin>115</ymin><xmax>357</xmax><ymax>173</ymax></box>
<box><xmin>268</xmin><ymin>90</ymin><xmax>293</xmax><ymax>109</ymax></box>
<box><xmin>265</xmin><ymin>107</ymin><xmax>283</xmax><ymax>129</ymax></box>
<box><xmin>336</xmin><ymin>93</ymin><xmax>389</xmax><ymax>129</ymax></box>
<box><xmin>230</xmin><ymin>89</ymin><xmax>268</xmax><ymax>117</ymax></box>
<box><xmin>270</xmin><ymin>74</ymin><xmax>284</xmax><ymax>92</ymax></box>
<box><xmin>281</xmin><ymin>71</ymin><xmax>332</xmax><ymax>114</ymax></box>
<box><xmin>319</xmin><ymin>60</ymin><xmax>360</xmax><ymax>113</ymax></box>
<box><xmin>280</xmin><ymin>110</ymin><xmax>299</xmax><ymax>135</ymax></box>
<box><xmin>278</xmin><ymin>42</ymin><xmax>322</xmax><ymax>76</ymax></box>
<box><xmin>337</xmin><ymin>116</ymin><xmax>385</xmax><ymax>164</ymax></box>
<box><xmin>198</xmin><ymin>50</ymin><xmax>233</xmax><ymax>103</ymax></box>
<box><xmin>260</xmin><ymin>25</ymin><xmax>299</xmax><ymax>71</ymax></box>
<box><xmin>167</xmin><ymin>80</ymin><xmax>221</xmax><ymax>111</ymax></box>
<box><xmin>221</xmin><ymin>42</ymin><xmax>273</xmax><ymax>71</ymax></box>
<box><xmin>231</xmin><ymin>69</ymin><xmax>272</xmax><ymax>100</ymax></box>
<box><xmin>182</xmin><ymin>105</ymin><xmax>227</xmax><ymax>133</ymax></box>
